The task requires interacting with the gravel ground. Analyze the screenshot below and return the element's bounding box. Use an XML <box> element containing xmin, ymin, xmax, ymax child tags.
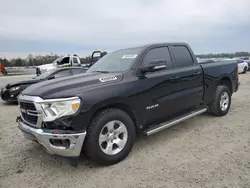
<box><xmin>0</xmin><ymin>74</ymin><xmax>250</xmax><ymax>188</ymax></box>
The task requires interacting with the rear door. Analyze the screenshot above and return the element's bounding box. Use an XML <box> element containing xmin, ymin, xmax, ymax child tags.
<box><xmin>169</xmin><ymin>45</ymin><xmax>203</xmax><ymax>113</ymax></box>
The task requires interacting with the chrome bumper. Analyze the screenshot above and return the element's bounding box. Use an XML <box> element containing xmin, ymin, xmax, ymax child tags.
<box><xmin>18</xmin><ymin>121</ymin><xmax>86</xmax><ymax>157</ymax></box>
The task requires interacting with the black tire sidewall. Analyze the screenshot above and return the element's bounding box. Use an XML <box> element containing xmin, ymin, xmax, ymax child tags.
<box><xmin>85</xmin><ymin>109</ymin><xmax>135</xmax><ymax>165</ymax></box>
<box><xmin>216</xmin><ymin>86</ymin><xmax>231</xmax><ymax>116</ymax></box>
<box><xmin>243</xmin><ymin>67</ymin><xmax>247</xmax><ymax>73</ymax></box>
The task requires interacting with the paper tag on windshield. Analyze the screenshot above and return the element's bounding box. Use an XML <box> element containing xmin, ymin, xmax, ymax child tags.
<box><xmin>122</xmin><ymin>54</ymin><xmax>137</xmax><ymax>59</ymax></box>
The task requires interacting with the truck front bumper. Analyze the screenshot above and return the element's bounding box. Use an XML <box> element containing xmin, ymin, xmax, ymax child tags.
<box><xmin>18</xmin><ymin>120</ymin><xmax>86</xmax><ymax>157</ymax></box>
<box><xmin>1</xmin><ymin>88</ymin><xmax>19</xmax><ymax>102</ymax></box>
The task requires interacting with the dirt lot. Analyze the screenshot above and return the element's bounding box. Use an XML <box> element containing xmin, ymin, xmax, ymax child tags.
<box><xmin>0</xmin><ymin>74</ymin><xmax>250</xmax><ymax>188</ymax></box>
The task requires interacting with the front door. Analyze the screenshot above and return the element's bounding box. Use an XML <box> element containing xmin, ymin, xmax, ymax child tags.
<box><xmin>131</xmin><ymin>46</ymin><xmax>176</xmax><ymax>125</ymax></box>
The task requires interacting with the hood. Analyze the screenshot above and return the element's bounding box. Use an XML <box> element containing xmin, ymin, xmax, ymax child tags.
<box><xmin>37</xmin><ymin>63</ymin><xmax>55</xmax><ymax>69</ymax></box>
<box><xmin>22</xmin><ymin>72</ymin><xmax>124</xmax><ymax>99</ymax></box>
<box><xmin>6</xmin><ymin>79</ymin><xmax>39</xmax><ymax>89</ymax></box>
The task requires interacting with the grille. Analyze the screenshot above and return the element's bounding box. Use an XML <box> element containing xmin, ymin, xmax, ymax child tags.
<box><xmin>36</xmin><ymin>68</ymin><xmax>41</xmax><ymax>75</ymax></box>
<box><xmin>20</xmin><ymin>101</ymin><xmax>38</xmax><ymax>125</ymax></box>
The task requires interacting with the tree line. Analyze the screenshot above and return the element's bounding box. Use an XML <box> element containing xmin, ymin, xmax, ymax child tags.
<box><xmin>0</xmin><ymin>54</ymin><xmax>92</xmax><ymax>67</ymax></box>
<box><xmin>196</xmin><ymin>51</ymin><xmax>250</xmax><ymax>59</ymax></box>
<box><xmin>0</xmin><ymin>51</ymin><xmax>250</xmax><ymax>67</ymax></box>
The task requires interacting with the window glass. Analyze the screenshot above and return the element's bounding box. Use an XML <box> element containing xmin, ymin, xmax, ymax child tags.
<box><xmin>171</xmin><ymin>46</ymin><xmax>194</xmax><ymax>67</ymax></box>
<box><xmin>54</xmin><ymin>69</ymin><xmax>71</xmax><ymax>78</ymax></box>
<box><xmin>73</xmin><ymin>57</ymin><xmax>79</xmax><ymax>64</ymax></box>
<box><xmin>142</xmin><ymin>47</ymin><xmax>172</xmax><ymax>68</ymax></box>
<box><xmin>58</xmin><ymin>57</ymin><xmax>70</xmax><ymax>65</ymax></box>
<box><xmin>86</xmin><ymin>48</ymin><xmax>142</xmax><ymax>73</ymax></box>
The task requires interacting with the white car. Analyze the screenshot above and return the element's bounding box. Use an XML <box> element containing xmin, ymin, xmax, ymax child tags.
<box><xmin>224</xmin><ymin>58</ymin><xmax>248</xmax><ymax>74</ymax></box>
<box><xmin>236</xmin><ymin>59</ymin><xmax>248</xmax><ymax>74</ymax></box>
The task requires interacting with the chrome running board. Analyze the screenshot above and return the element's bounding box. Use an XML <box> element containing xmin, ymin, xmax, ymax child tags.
<box><xmin>144</xmin><ymin>107</ymin><xmax>207</xmax><ymax>136</ymax></box>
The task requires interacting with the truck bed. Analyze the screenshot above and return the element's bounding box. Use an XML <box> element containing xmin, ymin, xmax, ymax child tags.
<box><xmin>200</xmin><ymin>60</ymin><xmax>238</xmax><ymax>105</ymax></box>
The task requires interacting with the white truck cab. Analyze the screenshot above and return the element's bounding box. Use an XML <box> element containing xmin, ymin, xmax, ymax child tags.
<box><xmin>36</xmin><ymin>51</ymin><xmax>107</xmax><ymax>76</ymax></box>
<box><xmin>36</xmin><ymin>55</ymin><xmax>81</xmax><ymax>76</ymax></box>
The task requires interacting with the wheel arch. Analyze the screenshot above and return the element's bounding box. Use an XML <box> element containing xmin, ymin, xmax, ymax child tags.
<box><xmin>218</xmin><ymin>76</ymin><xmax>232</xmax><ymax>94</ymax></box>
<box><xmin>89</xmin><ymin>100</ymin><xmax>140</xmax><ymax>132</ymax></box>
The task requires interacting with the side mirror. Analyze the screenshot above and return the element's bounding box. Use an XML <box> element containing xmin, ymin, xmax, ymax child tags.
<box><xmin>141</xmin><ymin>59</ymin><xmax>167</xmax><ymax>73</ymax></box>
<box><xmin>86</xmin><ymin>63</ymin><xmax>92</xmax><ymax>67</ymax></box>
<box><xmin>48</xmin><ymin>75</ymin><xmax>55</xmax><ymax>80</ymax></box>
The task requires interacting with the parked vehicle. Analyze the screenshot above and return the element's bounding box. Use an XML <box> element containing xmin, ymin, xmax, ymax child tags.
<box><xmin>240</xmin><ymin>57</ymin><xmax>250</xmax><ymax>70</ymax></box>
<box><xmin>36</xmin><ymin>54</ymin><xmax>82</xmax><ymax>76</ymax></box>
<box><xmin>36</xmin><ymin>51</ymin><xmax>107</xmax><ymax>76</ymax></box>
<box><xmin>224</xmin><ymin>58</ymin><xmax>248</xmax><ymax>74</ymax></box>
<box><xmin>1</xmin><ymin>67</ymin><xmax>86</xmax><ymax>102</ymax></box>
<box><xmin>17</xmin><ymin>43</ymin><xmax>239</xmax><ymax>166</ymax></box>
<box><xmin>236</xmin><ymin>59</ymin><xmax>248</xmax><ymax>73</ymax></box>
<box><xmin>0</xmin><ymin>63</ymin><xmax>7</xmax><ymax>76</ymax></box>
<box><xmin>197</xmin><ymin>59</ymin><xmax>217</xmax><ymax>64</ymax></box>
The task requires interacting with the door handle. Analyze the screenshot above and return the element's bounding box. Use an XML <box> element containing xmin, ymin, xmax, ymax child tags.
<box><xmin>169</xmin><ymin>75</ymin><xmax>180</xmax><ymax>81</ymax></box>
<box><xmin>192</xmin><ymin>71</ymin><xmax>201</xmax><ymax>76</ymax></box>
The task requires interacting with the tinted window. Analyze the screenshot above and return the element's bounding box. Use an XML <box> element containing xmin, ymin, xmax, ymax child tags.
<box><xmin>72</xmin><ymin>69</ymin><xmax>86</xmax><ymax>74</ymax></box>
<box><xmin>53</xmin><ymin>69</ymin><xmax>72</xmax><ymax>78</ymax></box>
<box><xmin>142</xmin><ymin>47</ymin><xmax>172</xmax><ymax>68</ymax></box>
<box><xmin>172</xmin><ymin>46</ymin><xmax>194</xmax><ymax>67</ymax></box>
<box><xmin>58</xmin><ymin>57</ymin><xmax>70</xmax><ymax>65</ymax></box>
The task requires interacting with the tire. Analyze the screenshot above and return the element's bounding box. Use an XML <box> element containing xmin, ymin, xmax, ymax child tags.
<box><xmin>84</xmin><ymin>108</ymin><xmax>136</xmax><ymax>165</ymax></box>
<box><xmin>2</xmin><ymin>69</ymin><xmax>7</xmax><ymax>76</ymax></box>
<box><xmin>242</xmin><ymin>67</ymin><xmax>247</xmax><ymax>74</ymax></box>
<box><xmin>209</xmin><ymin>85</ymin><xmax>231</xmax><ymax>116</ymax></box>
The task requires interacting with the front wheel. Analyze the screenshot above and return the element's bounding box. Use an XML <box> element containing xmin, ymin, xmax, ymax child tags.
<box><xmin>84</xmin><ymin>108</ymin><xmax>136</xmax><ymax>165</ymax></box>
<box><xmin>2</xmin><ymin>69</ymin><xmax>7</xmax><ymax>76</ymax></box>
<box><xmin>209</xmin><ymin>85</ymin><xmax>231</xmax><ymax>116</ymax></box>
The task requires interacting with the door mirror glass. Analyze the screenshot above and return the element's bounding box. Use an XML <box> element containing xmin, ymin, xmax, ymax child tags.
<box><xmin>141</xmin><ymin>59</ymin><xmax>167</xmax><ymax>73</ymax></box>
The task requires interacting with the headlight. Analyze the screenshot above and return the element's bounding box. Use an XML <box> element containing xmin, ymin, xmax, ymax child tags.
<box><xmin>10</xmin><ymin>86</ymin><xmax>21</xmax><ymax>91</ymax></box>
<box><xmin>40</xmin><ymin>97</ymin><xmax>81</xmax><ymax>122</ymax></box>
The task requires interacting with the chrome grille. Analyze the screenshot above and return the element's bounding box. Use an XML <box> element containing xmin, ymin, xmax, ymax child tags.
<box><xmin>36</xmin><ymin>67</ymin><xmax>41</xmax><ymax>75</ymax></box>
<box><xmin>20</xmin><ymin>101</ymin><xmax>38</xmax><ymax>125</ymax></box>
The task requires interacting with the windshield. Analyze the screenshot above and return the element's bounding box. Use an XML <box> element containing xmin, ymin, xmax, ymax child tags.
<box><xmin>86</xmin><ymin>48</ymin><xmax>142</xmax><ymax>73</ymax></box>
<box><xmin>35</xmin><ymin>70</ymin><xmax>55</xmax><ymax>80</ymax></box>
<box><xmin>52</xmin><ymin>57</ymin><xmax>63</xmax><ymax>65</ymax></box>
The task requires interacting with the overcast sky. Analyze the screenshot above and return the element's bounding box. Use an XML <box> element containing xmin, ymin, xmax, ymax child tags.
<box><xmin>0</xmin><ymin>0</ymin><xmax>250</xmax><ymax>58</ymax></box>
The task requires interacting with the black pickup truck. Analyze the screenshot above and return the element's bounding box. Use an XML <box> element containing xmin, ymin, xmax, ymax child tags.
<box><xmin>17</xmin><ymin>43</ymin><xmax>239</xmax><ymax>166</ymax></box>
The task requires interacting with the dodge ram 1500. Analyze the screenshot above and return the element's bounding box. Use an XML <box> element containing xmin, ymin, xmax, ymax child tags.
<box><xmin>17</xmin><ymin>43</ymin><xmax>239</xmax><ymax>166</ymax></box>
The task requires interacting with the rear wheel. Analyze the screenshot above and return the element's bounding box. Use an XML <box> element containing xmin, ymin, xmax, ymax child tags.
<box><xmin>84</xmin><ymin>108</ymin><xmax>136</xmax><ymax>165</ymax></box>
<box><xmin>243</xmin><ymin>67</ymin><xmax>248</xmax><ymax>73</ymax></box>
<box><xmin>209</xmin><ymin>85</ymin><xmax>231</xmax><ymax>116</ymax></box>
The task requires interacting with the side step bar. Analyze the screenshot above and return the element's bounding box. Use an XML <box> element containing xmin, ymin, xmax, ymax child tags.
<box><xmin>144</xmin><ymin>107</ymin><xmax>207</xmax><ymax>136</ymax></box>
